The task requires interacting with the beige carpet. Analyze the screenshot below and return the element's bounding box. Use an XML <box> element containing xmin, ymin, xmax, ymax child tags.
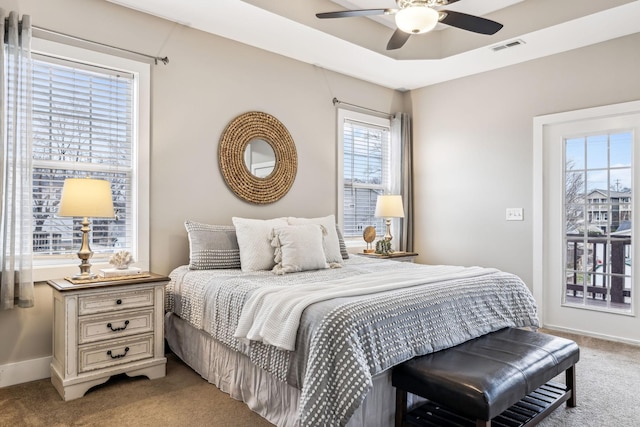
<box><xmin>1</xmin><ymin>330</ymin><xmax>638</xmax><ymax>426</ymax></box>
<box><xmin>0</xmin><ymin>353</ymin><xmax>274</xmax><ymax>427</ymax></box>
<box><xmin>538</xmin><ymin>329</ymin><xmax>640</xmax><ymax>427</ymax></box>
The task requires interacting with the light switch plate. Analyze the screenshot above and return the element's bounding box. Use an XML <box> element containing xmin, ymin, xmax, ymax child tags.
<box><xmin>506</xmin><ymin>208</ymin><xmax>524</xmax><ymax>221</ymax></box>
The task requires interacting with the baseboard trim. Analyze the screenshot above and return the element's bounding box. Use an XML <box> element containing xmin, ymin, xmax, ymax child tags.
<box><xmin>541</xmin><ymin>323</ymin><xmax>640</xmax><ymax>347</ymax></box>
<box><xmin>0</xmin><ymin>356</ymin><xmax>51</xmax><ymax>388</ymax></box>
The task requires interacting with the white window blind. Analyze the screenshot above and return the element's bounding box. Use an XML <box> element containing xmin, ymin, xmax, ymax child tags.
<box><xmin>31</xmin><ymin>54</ymin><xmax>134</xmax><ymax>258</ymax></box>
<box><xmin>342</xmin><ymin>117</ymin><xmax>390</xmax><ymax>238</ymax></box>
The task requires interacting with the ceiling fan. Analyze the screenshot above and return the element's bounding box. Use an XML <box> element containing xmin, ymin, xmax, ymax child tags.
<box><xmin>316</xmin><ymin>0</ymin><xmax>503</xmax><ymax>50</ymax></box>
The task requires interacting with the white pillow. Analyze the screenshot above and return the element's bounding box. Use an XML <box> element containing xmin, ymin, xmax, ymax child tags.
<box><xmin>287</xmin><ymin>215</ymin><xmax>343</xmax><ymax>264</ymax></box>
<box><xmin>232</xmin><ymin>217</ymin><xmax>288</xmax><ymax>272</ymax></box>
<box><xmin>271</xmin><ymin>224</ymin><xmax>328</xmax><ymax>275</ymax></box>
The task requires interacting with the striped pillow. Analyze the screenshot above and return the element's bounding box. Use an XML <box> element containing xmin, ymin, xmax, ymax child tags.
<box><xmin>185</xmin><ymin>221</ymin><xmax>241</xmax><ymax>269</ymax></box>
<box><xmin>336</xmin><ymin>226</ymin><xmax>350</xmax><ymax>260</ymax></box>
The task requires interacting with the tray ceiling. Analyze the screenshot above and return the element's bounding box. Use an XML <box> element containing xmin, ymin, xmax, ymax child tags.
<box><xmin>105</xmin><ymin>0</ymin><xmax>640</xmax><ymax>90</ymax></box>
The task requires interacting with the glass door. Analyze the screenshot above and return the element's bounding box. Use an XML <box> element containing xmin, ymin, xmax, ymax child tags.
<box><xmin>536</xmin><ymin>102</ymin><xmax>640</xmax><ymax>343</ymax></box>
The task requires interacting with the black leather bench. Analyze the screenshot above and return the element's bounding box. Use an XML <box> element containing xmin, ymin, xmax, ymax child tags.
<box><xmin>392</xmin><ymin>328</ymin><xmax>580</xmax><ymax>427</ymax></box>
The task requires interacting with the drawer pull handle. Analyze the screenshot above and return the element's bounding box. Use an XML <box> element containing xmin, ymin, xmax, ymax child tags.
<box><xmin>116</xmin><ymin>299</ymin><xmax>122</xmax><ymax>305</ymax></box>
<box><xmin>106</xmin><ymin>320</ymin><xmax>130</xmax><ymax>332</ymax></box>
<box><xmin>107</xmin><ymin>347</ymin><xmax>129</xmax><ymax>359</ymax></box>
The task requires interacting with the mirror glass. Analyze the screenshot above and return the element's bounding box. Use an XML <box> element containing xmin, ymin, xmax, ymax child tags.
<box><xmin>244</xmin><ymin>138</ymin><xmax>275</xmax><ymax>178</ymax></box>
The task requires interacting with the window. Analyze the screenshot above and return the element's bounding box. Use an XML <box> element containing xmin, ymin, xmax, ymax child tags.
<box><xmin>29</xmin><ymin>39</ymin><xmax>150</xmax><ymax>281</ymax></box>
<box><xmin>32</xmin><ymin>57</ymin><xmax>133</xmax><ymax>255</ymax></box>
<box><xmin>337</xmin><ymin>109</ymin><xmax>393</xmax><ymax>244</ymax></box>
<box><xmin>564</xmin><ymin>131</ymin><xmax>633</xmax><ymax>312</ymax></box>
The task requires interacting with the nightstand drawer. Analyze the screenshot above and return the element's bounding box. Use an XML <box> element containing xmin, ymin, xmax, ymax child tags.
<box><xmin>78</xmin><ymin>308</ymin><xmax>154</xmax><ymax>344</ymax></box>
<box><xmin>78</xmin><ymin>333</ymin><xmax>154</xmax><ymax>373</ymax></box>
<box><xmin>78</xmin><ymin>288</ymin><xmax>154</xmax><ymax>315</ymax></box>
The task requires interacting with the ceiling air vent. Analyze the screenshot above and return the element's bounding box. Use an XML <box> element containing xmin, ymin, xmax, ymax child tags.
<box><xmin>491</xmin><ymin>39</ymin><xmax>526</xmax><ymax>53</ymax></box>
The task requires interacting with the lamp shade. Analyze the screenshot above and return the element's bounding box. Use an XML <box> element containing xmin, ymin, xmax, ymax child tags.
<box><xmin>58</xmin><ymin>178</ymin><xmax>115</xmax><ymax>218</ymax></box>
<box><xmin>395</xmin><ymin>6</ymin><xmax>439</xmax><ymax>34</ymax></box>
<box><xmin>375</xmin><ymin>195</ymin><xmax>405</xmax><ymax>218</ymax></box>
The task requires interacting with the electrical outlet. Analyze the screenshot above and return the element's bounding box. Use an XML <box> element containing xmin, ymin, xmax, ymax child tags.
<box><xmin>506</xmin><ymin>208</ymin><xmax>524</xmax><ymax>221</ymax></box>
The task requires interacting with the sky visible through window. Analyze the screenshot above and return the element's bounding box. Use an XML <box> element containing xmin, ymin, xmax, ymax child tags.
<box><xmin>565</xmin><ymin>132</ymin><xmax>632</xmax><ymax>193</ymax></box>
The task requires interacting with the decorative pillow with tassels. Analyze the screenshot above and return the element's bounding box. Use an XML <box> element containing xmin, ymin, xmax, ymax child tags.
<box><xmin>287</xmin><ymin>215</ymin><xmax>344</xmax><ymax>264</ymax></box>
<box><xmin>270</xmin><ymin>224</ymin><xmax>342</xmax><ymax>275</ymax></box>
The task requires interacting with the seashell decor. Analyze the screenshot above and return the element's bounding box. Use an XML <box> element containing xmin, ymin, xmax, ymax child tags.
<box><xmin>109</xmin><ymin>250</ymin><xmax>133</xmax><ymax>269</ymax></box>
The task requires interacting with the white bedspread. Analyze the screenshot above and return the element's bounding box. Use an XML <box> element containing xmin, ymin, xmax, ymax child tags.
<box><xmin>234</xmin><ymin>265</ymin><xmax>497</xmax><ymax>351</ymax></box>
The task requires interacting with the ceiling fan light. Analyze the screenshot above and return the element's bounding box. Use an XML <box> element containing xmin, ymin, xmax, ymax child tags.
<box><xmin>395</xmin><ymin>7</ymin><xmax>439</xmax><ymax>34</ymax></box>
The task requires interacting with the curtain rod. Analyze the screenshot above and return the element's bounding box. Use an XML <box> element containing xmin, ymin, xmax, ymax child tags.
<box><xmin>31</xmin><ymin>26</ymin><xmax>169</xmax><ymax>65</ymax></box>
<box><xmin>332</xmin><ymin>97</ymin><xmax>391</xmax><ymax>118</ymax></box>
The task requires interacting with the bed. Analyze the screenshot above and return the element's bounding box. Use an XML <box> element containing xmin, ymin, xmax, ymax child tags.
<box><xmin>164</xmin><ymin>218</ymin><xmax>539</xmax><ymax>427</ymax></box>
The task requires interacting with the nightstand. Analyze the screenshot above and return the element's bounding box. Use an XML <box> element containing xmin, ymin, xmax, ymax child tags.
<box><xmin>358</xmin><ymin>251</ymin><xmax>419</xmax><ymax>263</ymax></box>
<box><xmin>46</xmin><ymin>273</ymin><xmax>169</xmax><ymax>401</ymax></box>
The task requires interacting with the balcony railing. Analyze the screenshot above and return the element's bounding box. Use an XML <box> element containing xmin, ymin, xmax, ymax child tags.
<box><xmin>566</xmin><ymin>234</ymin><xmax>631</xmax><ymax>305</ymax></box>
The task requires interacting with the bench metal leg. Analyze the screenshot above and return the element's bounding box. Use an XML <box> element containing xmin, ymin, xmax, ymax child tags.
<box><xmin>395</xmin><ymin>388</ymin><xmax>407</xmax><ymax>427</ymax></box>
<box><xmin>476</xmin><ymin>420</ymin><xmax>491</xmax><ymax>427</ymax></box>
<box><xmin>566</xmin><ymin>364</ymin><xmax>577</xmax><ymax>407</ymax></box>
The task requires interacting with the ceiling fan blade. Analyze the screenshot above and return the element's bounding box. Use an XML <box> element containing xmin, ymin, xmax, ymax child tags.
<box><xmin>439</xmin><ymin>10</ymin><xmax>503</xmax><ymax>35</ymax></box>
<box><xmin>387</xmin><ymin>29</ymin><xmax>411</xmax><ymax>50</ymax></box>
<box><xmin>316</xmin><ymin>9</ymin><xmax>395</xmax><ymax>19</ymax></box>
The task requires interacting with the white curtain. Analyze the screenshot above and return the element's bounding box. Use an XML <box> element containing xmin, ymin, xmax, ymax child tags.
<box><xmin>391</xmin><ymin>112</ymin><xmax>413</xmax><ymax>252</ymax></box>
<box><xmin>0</xmin><ymin>11</ymin><xmax>34</xmax><ymax>310</ymax></box>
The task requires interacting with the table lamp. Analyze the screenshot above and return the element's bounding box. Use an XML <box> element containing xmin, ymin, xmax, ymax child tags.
<box><xmin>58</xmin><ymin>178</ymin><xmax>115</xmax><ymax>279</ymax></box>
<box><xmin>374</xmin><ymin>194</ymin><xmax>405</xmax><ymax>243</ymax></box>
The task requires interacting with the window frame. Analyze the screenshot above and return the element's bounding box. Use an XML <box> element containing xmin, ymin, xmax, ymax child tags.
<box><xmin>29</xmin><ymin>38</ymin><xmax>150</xmax><ymax>282</ymax></box>
<box><xmin>337</xmin><ymin>108</ymin><xmax>393</xmax><ymax>247</ymax></box>
<box><xmin>534</xmin><ymin>101</ymin><xmax>640</xmax><ymax>341</ymax></box>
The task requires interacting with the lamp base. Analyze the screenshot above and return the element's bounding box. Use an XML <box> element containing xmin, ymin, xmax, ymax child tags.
<box><xmin>383</xmin><ymin>218</ymin><xmax>393</xmax><ymax>242</ymax></box>
<box><xmin>72</xmin><ymin>272</ymin><xmax>97</xmax><ymax>280</ymax></box>
<box><xmin>73</xmin><ymin>217</ymin><xmax>96</xmax><ymax>281</ymax></box>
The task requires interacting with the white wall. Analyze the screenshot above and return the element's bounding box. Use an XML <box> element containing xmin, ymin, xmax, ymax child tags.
<box><xmin>411</xmin><ymin>33</ymin><xmax>640</xmax><ymax>289</ymax></box>
<box><xmin>0</xmin><ymin>0</ymin><xmax>404</xmax><ymax>376</ymax></box>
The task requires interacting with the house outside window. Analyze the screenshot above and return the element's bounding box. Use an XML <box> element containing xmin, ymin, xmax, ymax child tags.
<box><xmin>28</xmin><ymin>39</ymin><xmax>150</xmax><ymax>281</ymax></box>
<box><xmin>337</xmin><ymin>109</ymin><xmax>395</xmax><ymax>246</ymax></box>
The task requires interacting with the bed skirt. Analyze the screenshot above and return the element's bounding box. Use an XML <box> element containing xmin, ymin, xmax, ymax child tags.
<box><xmin>164</xmin><ymin>312</ymin><xmax>422</xmax><ymax>427</ymax></box>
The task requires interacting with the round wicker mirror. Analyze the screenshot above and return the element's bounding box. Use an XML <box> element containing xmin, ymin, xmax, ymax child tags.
<box><xmin>218</xmin><ymin>111</ymin><xmax>297</xmax><ymax>204</ymax></box>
